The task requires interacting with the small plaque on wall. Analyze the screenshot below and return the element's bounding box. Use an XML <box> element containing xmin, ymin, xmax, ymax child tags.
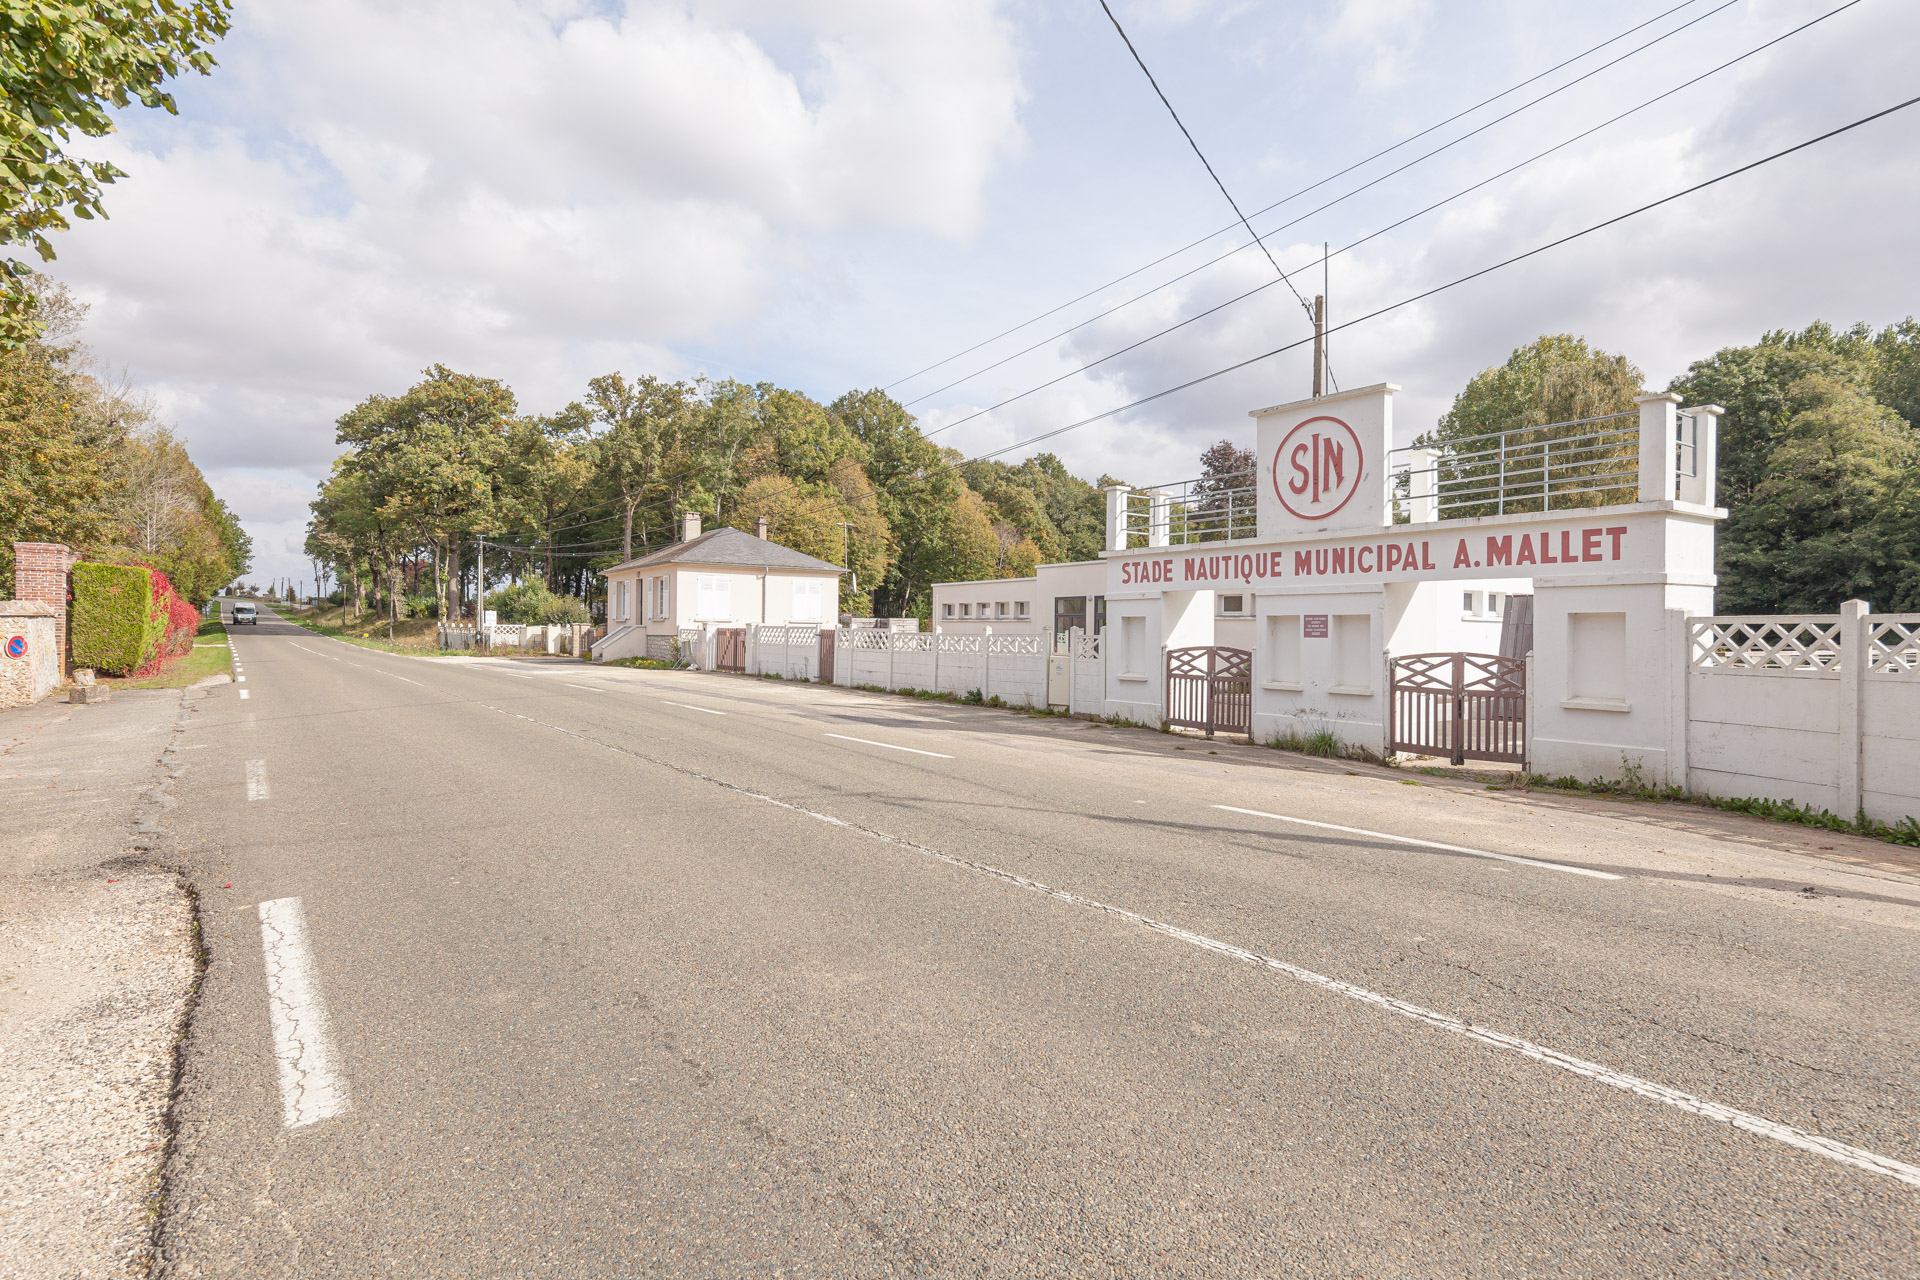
<box><xmin>1303</xmin><ymin>614</ymin><xmax>1329</xmax><ymax>638</ymax></box>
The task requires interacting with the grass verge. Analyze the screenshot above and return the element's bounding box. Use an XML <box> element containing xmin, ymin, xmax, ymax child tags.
<box><xmin>283</xmin><ymin>608</ymin><xmax>471</xmax><ymax>656</ymax></box>
<box><xmin>1489</xmin><ymin>772</ymin><xmax>1920</xmax><ymax>848</ymax></box>
<box><xmin>104</xmin><ymin>636</ymin><xmax>233</xmax><ymax>690</ymax></box>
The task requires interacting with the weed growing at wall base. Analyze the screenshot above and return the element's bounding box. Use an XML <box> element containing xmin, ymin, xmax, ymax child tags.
<box><xmin>1497</xmin><ymin>774</ymin><xmax>1920</xmax><ymax>849</ymax></box>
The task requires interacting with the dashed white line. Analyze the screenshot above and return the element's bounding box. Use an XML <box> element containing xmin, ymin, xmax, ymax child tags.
<box><xmin>238</xmin><ymin>689</ymin><xmax>250</xmax><ymax>700</ymax></box>
<box><xmin>824</xmin><ymin>733</ymin><xmax>953</xmax><ymax>759</ymax></box>
<box><xmin>246</xmin><ymin>759</ymin><xmax>269</xmax><ymax>802</ymax></box>
<box><xmin>565</xmin><ymin>684</ymin><xmax>600</xmax><ymax>692</ymax></box>
<box><xmin>661</xmin><ymin>701</ymin><xmax>725</xmax><ymax>715</ymax></box>
<box><xmin>257</xmin><ymin>897</ymin><xmax>350</xmax><ymax>1129</ymax></box>
<box><xmin>1212</xmin><ymin>806</ymin><xmax>1620</xmax><ymax>881</ymax></box>
<box><xmin>475</xmin><ymin>698</ymin><xmax>1920</xmax><ymax>1192</ymax></box>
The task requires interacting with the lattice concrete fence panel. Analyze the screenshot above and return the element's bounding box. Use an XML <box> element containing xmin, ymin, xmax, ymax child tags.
<box><xmin>1686</xmin><ymin>605</ymin><xmax>1920</xmax><ymax>824</ymax></box>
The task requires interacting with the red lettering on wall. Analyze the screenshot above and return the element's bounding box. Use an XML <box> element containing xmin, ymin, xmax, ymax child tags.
<box><xmin>1487</xmin><ymin>536</ymin><xmax>1513</xmax><ymax>566</ymax></box>
<box><xmin>1314</xmin><ymin>549</ymin><xmax>1329</xmax><ymax>575</ymax></box>
<box><xmin>1453</xmin><ymin>539</ymin><xmax>1472</xmax><ymax>568</ymax></box>
<box><xmin>1517</xmin><ymin>536</ymin><xmax>1536</xmax><ymax>566</ymax></box>
<box><xmin>1385</xmin><ymin>544</ymin><xmax>1402</xmax><ymax>571</ymax></box>
<box><xmin>1295</xmin><ymin>550</ymin><xmax>1314</xmax><ymax>576</ymax></box>
<box><xmin>1582</xmin><ymin>528</ymin><xmax>1602</xmax><ymax>562</ymax></box>
<box><xmin>1560</xmin><ymin>530</ymin><xmax>1576</xmax><ymax>562</ymax></box>
<box><xmin>1538</xmin><ymin>533</ymin><xmax>1556</xmax><ymax>564</ymax></box>
<box><xmin>1606</xmin><ymin>527</ymin><xmax>1625</xmax><ymax>559</ymax></box>
<box><xmin>1358</xmin><ymin>545</ymin><xmax>1373</xmax><ymax>573</ymax></box>
<box><xmin>1289</xmin><ymin>443</ymin><xmax>1311</xmax><ymax>495</ymax></box>
<box><xmin>1421</xmin><ymin>542</ymin><xmax>1435</xmax><ymax>570</ymax></box>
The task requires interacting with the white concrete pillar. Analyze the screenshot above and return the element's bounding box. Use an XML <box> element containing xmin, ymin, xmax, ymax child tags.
<box><xmin>1148</xmin><ymin>490</ymin><xmax>1171</xmax><ymax>549</ymax></box>
<box><xmin>1839</xmin><ymin>598</ymin><xmax>1869</xmax><ymax>818</ymax></box>
<box><xmin>1103</xmin><ymin>485</ymin><xmax>1129</xmax><ymax>553</ymax></box>
<box><xmin>1663</xmin><ymin>607</ymin><xmax>1690</xmax><ymax>790</ymax></box>
<box><xmin>1636</xmin><ymin>392</ymin><xmax>1681</xmax><ymax>504</ymax></box>
<box><xmin>1677</xmin><ymin>405</ymin><xmax>1722</xmax><ymax>508</ymax></box>
<box><xmin>1407</xmin><ymin>448</ymin><xmax>1439</xmax><ymax>523</ymax></box>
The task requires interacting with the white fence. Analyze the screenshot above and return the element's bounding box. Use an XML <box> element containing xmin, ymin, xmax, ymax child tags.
<box><xmin>1686</xmin><ymin>604</ymin><xmax>1920</xmax><ymax>825</ymax></box>
<box><xmin>440</xmin><ymin>622</ymin><xmax>595</xmax><ymax>655</ymax></box>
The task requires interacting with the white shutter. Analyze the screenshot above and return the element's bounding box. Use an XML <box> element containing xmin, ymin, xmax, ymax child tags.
<box><xmin>697</xmin><ymin>575</ymin><xmax>731</xmax><ymax>620</ymax></box>
<box><xmin>790</xmin><ymin>579</ymin><xmax>821</xmax><ymax>621</ymax></box>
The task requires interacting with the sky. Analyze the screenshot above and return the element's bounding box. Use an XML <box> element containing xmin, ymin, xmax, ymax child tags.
<box><xmin>42</xmin><ymin>0</ymin><xmax>1920</xmax><ymax>591</ymax></box>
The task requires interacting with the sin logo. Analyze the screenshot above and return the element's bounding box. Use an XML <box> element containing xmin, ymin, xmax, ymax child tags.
<box><xmin>1273</xmin><ymin>415</ymin><xmax>1364</xmax><ymax>521</ymax></box>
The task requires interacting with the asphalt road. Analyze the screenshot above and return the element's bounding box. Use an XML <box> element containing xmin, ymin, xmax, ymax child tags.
<box><xmin>153</xmin><ymin>607</ymin><xmax>1920</xmax><ymax>1277</ymax></box>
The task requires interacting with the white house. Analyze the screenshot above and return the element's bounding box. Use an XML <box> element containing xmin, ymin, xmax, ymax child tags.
<box><xmin>594</xmin><ymin>513</ymin><xmax>842</xmax><ymax>662</ymax></box>
<box><xmin>931</xmin><ymin>560</ymin><xmax>1107</xmax><ymax>635</ymax></box>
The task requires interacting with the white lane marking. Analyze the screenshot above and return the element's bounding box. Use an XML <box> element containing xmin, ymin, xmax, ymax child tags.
<box><xmin>474</xmin><ymin>698</ymin><xmax>1920</xmax><ymax>1193</ymax></box>
<box><xmin>246</xmin><ymin>759</ymin><xmax>269</xmax><ymax>801</ymax></box>
<box><xmin>257</xmin><ymin>897</ymin><xmax>350</xmax><ymax>1128</ymax></box>
<box><xmin>237</xmin><ymin>676</ymin><xmax>246</xmax><ymax>682</ymax></box>
<box><xmin>824</xmin><ymin>733</ymin><xmax>953</xmax><ymax>759</ymax></box>
<box><xmin>238</xmin><ymin>689</ymin><xmax>250</xmax><ymax>700</ymax></box>
<box><xmin>565</xmin><ymin>684</ymin><xmax>600</xmax><ymax>692</ymax></box>
<box><xmin>1213</xmin><ymin>806</ymin><xmax>1620</xmax><ymax>881</ymax></box>
<box><xmin>661</xmin><ymin>701</ymin><xmax>725</xmax><ymax>715</ymax></box>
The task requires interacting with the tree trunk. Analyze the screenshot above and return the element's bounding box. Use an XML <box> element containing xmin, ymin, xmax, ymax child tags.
<box><xmin>623</xmin><ymin>500</ymin><xmax>636</xmax><ymax>562</ymax></box>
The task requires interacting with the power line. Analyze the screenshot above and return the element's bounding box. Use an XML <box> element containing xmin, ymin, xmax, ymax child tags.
<box><xmin>950</xmin><ymin>92</ymin><xmax>1920</xmax><ymax>470</ymax></box>
<box><xmin>885</xmin><ymin>0</ymin><xmax>1720</xmax><ymax>394</ymax></box>
<box><xmin>922</xmin><ymin>0</ymin><xmax>1863</xmax><ymax>442</ymax></box>
<box><xmin>1094</xmin><ymin>0</ymin><xmax>1333</xmax><ymax>389</ymax></box>
<box><xmin>908</xmin><ymin>0</ymin><xmax>1740</xmax><ymax>412</ymax></box>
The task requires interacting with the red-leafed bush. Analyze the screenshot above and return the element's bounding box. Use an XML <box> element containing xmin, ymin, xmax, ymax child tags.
<box><xmin>131</xmin><ymin>569</ymin><xmax>200</xmax><ymax>677</ymax></box>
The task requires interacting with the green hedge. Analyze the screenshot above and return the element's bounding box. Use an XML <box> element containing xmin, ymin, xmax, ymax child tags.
<box><xmin>72</xmin><ymin>562</ymin><xmax>162</xmax><ymax>675</ymax></box>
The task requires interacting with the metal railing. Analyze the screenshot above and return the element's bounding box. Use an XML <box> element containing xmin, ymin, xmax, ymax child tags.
<box><xmin>1121</xmin><ymin>469</ymin><xmax>1260</xmax><ymax>547</ymax></box>
<box><xmin>1388</xmin><ymin>411</ymin><xmax>1639</xmax><ymax>521</ymax></box>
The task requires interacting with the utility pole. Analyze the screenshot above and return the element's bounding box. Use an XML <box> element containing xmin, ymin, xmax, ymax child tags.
<box><xmin>1312</xmin><ymin>294</ymin><xmax>1326</xmax><ymax>398</ymax></box>
<box><xmin>838</xmin><ymin>522</ymin><xmax>857</xmax><ymax>595</ymax></box>
<box><xmin>476</xmin><ymin>537</ymin><xmax>486</xmax><ymax>628</ymax></box>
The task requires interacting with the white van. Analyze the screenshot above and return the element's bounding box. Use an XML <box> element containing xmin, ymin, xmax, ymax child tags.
<box><xmin>232</xmin><ymin>604</ymin><xmax>258</xmax><ymax>625</ymax></box>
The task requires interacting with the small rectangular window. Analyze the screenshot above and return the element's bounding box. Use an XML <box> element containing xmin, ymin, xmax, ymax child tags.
<box><xmin>1221</xmin><ymin>594</ymin><xmax>1244</xmax><ymax>614</ymax></box>
<box><xmin>996</xmin><ymin>602</ymin><xmax>1007</xmax><ymax>618</ymax></box>
<box><xmin>1489</xmin><ymin>592</ymin><xmax>1504</xmax><ymax>617</ymax></box>
<box><xmin>1054</xmin><ymin>595</ymin><xmax>1087</xmax><ymax>634</ymax></box>
<box><xmin>1015</xmin><ymin>601</ymin><xmax>1028</xmax><ymax>618</ymax></box>
<box><xmin>1463</xmin><ymin>591</ymin><xmax>1476</xmax><ymax>614</ymax></box>
<box><xmin>791</xmin><ymin>579</ymin><xmax>822</xmax><ymax>622</ymax></box>
<box><xmin>959</xmin><ymin>603</ymin><xmax>970</xmax><ymax>618</ymax></box>
<box><xmin>977</xmin><ymin>602</ymin><xmax>989</xmax><ymax>618</ymax></box>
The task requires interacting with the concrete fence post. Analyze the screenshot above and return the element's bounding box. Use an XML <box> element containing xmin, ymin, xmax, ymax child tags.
<box><xmin>1522</xmin><ymin>650</ymin><xmax>1535</xmax><ymax>775</ymax></box>
<box><xmin>1103</xmin><ymin>485</ymin><xmax>1129</xmax><ymax>553</ymax></box>
<box><xmin>932</xmin><ymin>625</ymin><xmax>941</xmax><ymax>695</ymax></box>
<box><xmin>1664</xmin><ymin>608</ymin><xmax>1692</xmax><ymax>790</ymax></box>
<box><xmin>983</xmin><ymin>627</ymin><xmax>993</xmax><ymax>701</ymax></box>
<box><xmin>1839</xmin><ymin>599</ymin><xmax>1869</xmax><ymax>818</ymax></box>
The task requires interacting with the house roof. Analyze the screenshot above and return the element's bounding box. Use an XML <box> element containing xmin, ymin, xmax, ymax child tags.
<box><xmin>602</xmin><ymin>526</ymin><xmax>843</xmax><ymax>575</ymax></box>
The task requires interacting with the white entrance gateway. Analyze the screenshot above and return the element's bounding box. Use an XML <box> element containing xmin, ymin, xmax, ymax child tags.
<box><xmin>1096</xmin><ymin>381</ymin><xmax>1723</xmax><ymax>784</ymax></box>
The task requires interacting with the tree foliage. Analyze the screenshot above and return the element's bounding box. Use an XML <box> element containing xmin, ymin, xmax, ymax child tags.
<box><xmin>1670</xmin><ymin>319</ymin><xmax>1920</xmax><ymax>611</ymax></box>
<box><xmin>0</xmin><ymin>277</ymin><xmax>245</xmax><ymax>598</ymax></box>
<box><xmin>1</xmin><ymin>1</ymin><xmax>233</xmax><ymax>346</ymax></box>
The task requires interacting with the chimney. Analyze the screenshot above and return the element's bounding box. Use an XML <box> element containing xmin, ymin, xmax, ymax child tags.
<box><xmin>756</xmin><ymin>516</ymin><xmax>770</xmax><ymax>540</ymax></box>
<box><xmin>680</xmin><ymin>511</ymin><xmax>701</xmax><ymax>542</ymax></box>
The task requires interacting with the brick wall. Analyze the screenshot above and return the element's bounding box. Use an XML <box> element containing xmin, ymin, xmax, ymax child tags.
<box><xmin>11</xmin><ymin>542</ymin><xmax>74</xmax><ymax>674</ymax></box>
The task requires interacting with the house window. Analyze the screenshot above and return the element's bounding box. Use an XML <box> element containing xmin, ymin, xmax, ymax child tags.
<box><xmin>654</xmin><ymin>576</ymin><xmax>669</xmax><ymax>619</ymax></box>
<box><xmin>1054</xmin><ymin>595</ymin><xmax>1086</xmax><ymax>634</ymax></box>
<box><xmin>959</xmin><ymin>603</ymin><xmax>971</xmax><ymax>618</ymax></box>
<box><xmin>1015</xmin><ymin>601</ymin><xmax>1029</xmax><ymax>618</ymax></box>
<box><xmin>1489</xmin><ymin>592</ymin><xmax>1504</xmax><ymax>618</ymax></box>
<box><xmin>977</xmin><ymin>601</ymin><xmax>989</xmax><ymax>619</ymax></box>
<box><xmin>1093</xmin><ymin>595</ymin><xmax>1106</xmax><ymax>634</ymax></box>
<box><xmin>791</xmin><ymin>579</ymin><xmax>822</xmax><ymax>622</ymax></box>
<box><xmin>1463</xmin><ymin>591</ymin><xmax>1477</xmax><ymax>614</ymax></box>
<box><xmin>995</xmin><ymin>602</ymin><xmax>1008</xmax><ymax>619</ymax></box>
<box><xmin>943</xmin><ymin>603</ymin><xmax>954</xmax><ymax>619</ymax></box>
<box><xmin>616</xmin><ymin>580</ymin><xmax>628</xmax><ymax>620</ymax></box>
<box><xmin>1221</xmin><ymin>594</ymin><xmax>1244</xmax><ymax>615</ymax></box>
<box><xmin>696</xmin><ymin>574</ymin><xmax>731</xmax><ymax>620</ymax></box>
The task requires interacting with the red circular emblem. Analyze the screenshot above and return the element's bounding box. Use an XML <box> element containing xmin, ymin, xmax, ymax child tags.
<box><xmin>5</xmin><ymin>635</ymin><xmax>25</xmax><ymax>659</ymax></box>
<box><xmin>1272</xmin><ymin>415</ymin><xmax>1364</xmax><ymax>521</ymax></box>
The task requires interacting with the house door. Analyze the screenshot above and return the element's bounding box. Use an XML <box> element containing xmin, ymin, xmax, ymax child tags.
<box><xmin>1164</xmin><ymin>646</ymin><xmax>1252</xmax><ymax>736</ymax></box>
<box><xmin>817</xmin><ymin>628</ymin><xmax>836</xmax><ymax>684</ymax></box>
<box><xmin>716</xmin><ymin>627</ymin><xmax>747</xmax><ymax>672</ymax></box>
<box><xmin>1388</xmin><ymin>652</ymin><xmax>1526</xmax><ymax>765</ymax></box>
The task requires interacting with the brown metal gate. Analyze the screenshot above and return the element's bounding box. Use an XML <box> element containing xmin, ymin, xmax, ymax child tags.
<box><xmin>1165</xmin><ymin>646</ymin><xmax>1252</xmax><ymax>736</ymax></box>
<box><xmin>816</xmin><ymin>628</ymin><xmax>835</xmax><ymax>684</ymax></box>
<box><xmin>1388</xmin><ymin>652</ymin><xmax>1526</xmax><ymax>765</ymax></box>
<box><xmin>716</xmin><ymin>627</ymin><xmax>746</xmax><ymax>672</ymax></box>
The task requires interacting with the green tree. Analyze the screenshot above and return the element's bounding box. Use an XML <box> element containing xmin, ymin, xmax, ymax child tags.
<box><xmin>1718</xmin><ymin>376</ymin><xmax>1920</xmax><ymax>612</ymax></box>
<box><xmin>585</xmin><ymin>372</ymin><xmax>695</xmax><ymax>562</ymax></box>
<box><xmin>1424</xmin><ymin>334</ymin><xmax>1644</xmax><ymax>516</ymax></box>
<box><xmin>2</xmin><ymin>1</ymin><xmax>233</xmax><ymax>345</ymax></box>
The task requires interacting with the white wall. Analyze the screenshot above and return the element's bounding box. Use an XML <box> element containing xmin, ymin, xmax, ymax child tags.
<box><xmin>1251</xmin><ymin>586</ymin><xmax>1386</xmax><ymax>753</ymax></box>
